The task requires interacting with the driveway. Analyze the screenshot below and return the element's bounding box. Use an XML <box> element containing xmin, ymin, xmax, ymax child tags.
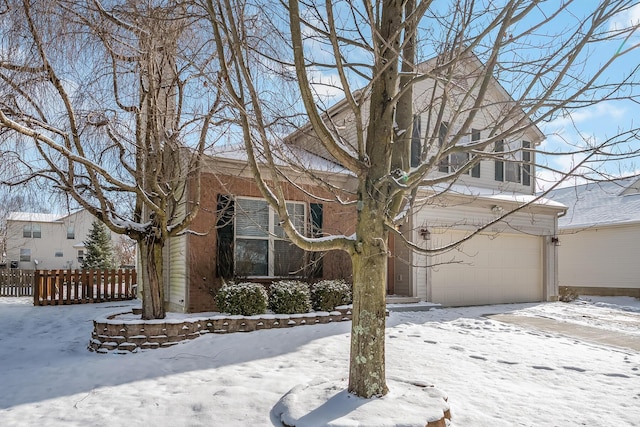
<box><xmin>488</xmin><ymin>313</ymin><xmax>640</xmax><ymax>352</ymax></box>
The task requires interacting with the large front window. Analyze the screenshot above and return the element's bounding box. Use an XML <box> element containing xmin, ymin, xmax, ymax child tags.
<box><xmin>234</xmin><ymin>198</ymin><xmax>306</xmax><ymax>277</ymax></box>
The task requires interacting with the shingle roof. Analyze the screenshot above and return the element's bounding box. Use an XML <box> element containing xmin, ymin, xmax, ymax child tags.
<box><xmin>545</xmin><ymin>177</ymin><xmax>640</xmax><ymax>229</ymax></box>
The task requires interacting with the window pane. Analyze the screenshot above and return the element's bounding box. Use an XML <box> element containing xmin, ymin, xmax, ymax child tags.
<box><xmin>32</xmin><ymin>224</ymin><xmax>41</xmax><ymax>238</ymax></box>
<box><xmin>55</xmin><ymin>251</ymin><xmax>63</xmax><ymax>257</ymax></box>
<box><xmin>235</xmin><ymin>239</ymin><xmax>268</xmax><ymax>276</ymax></box>
<box><xmin>23</xmin><ymin>224</ymin><xmax>31</xmax><ymax>238</ymax></box>
<box><xmin>450</xmin><ymin>151</ymin><xmax>468</xmax><ymax>172</ymax></box>
<box><xmin>20</xmin><ymin>249</ymin><xmax>31</xmax><ymax>262</ymax></box>
<box><xmin>504</xmin><ymin>141</ymin><xmax>522</xmax><ymax>183</ymax></box>
<box><xmin>236</xmin><ymin>199</ymin><xmax>269</xmax><ymax>237</ymax></box>
<box><xmin>274</xmin><ymin>203</ymin><xmax>306</xmax><ymax>238</ymax></box>
<box><xmin>438</xmin><ymin>122</ymin><xmax>449</xmax><ymax>173</ymax></box>
<box><xmin>274</xmin><ymin>241</ymin><xmax>305</xmax><ymax>276</ymax></box>
<box><xmin>505</xmin><ymin>162</ymin><xmax>520</xmax><ymax>183</ymax></box>
<box><xmin>67</xmin><ymin>226</ymin><xmax>75</xmax><ymax>239</ymax></box>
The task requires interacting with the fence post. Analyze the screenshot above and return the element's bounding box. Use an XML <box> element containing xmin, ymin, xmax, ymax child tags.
<box><xmin>33</xmin><ymin>270</ymin><xmax>40</xmax><ymax>306</ymax></box>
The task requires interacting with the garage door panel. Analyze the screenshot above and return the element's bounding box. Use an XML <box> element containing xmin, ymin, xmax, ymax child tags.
<box><xmin>430</xmin><ymin>231</ymin><xmax>542</xmax><ymax>306</ymax></box>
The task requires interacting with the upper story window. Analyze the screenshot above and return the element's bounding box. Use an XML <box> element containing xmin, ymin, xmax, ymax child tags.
<box><xmin>23</xmin><ymin>223</ymin><xmax>42</xmax><ymax>238</ymax></box>
<box><xmin>67</xmin><ymin>226</ymin><xmax>75</xmax><ymax>239</ymax></box>
<box><xmin>437</xmin><ymin>123</ymin><xmax>481</xmax><ymax>178</ymax></box>
<box><xmin>494</xmin><ymin>140</ymin><xmax>531</xmax><ymax>186</ymax></box>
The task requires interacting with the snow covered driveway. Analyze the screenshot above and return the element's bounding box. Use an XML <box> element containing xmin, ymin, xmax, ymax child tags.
<box><xmin>0</xmin><ymin>296</ymin><xmax>638</xmax><ymax>426</ymax></box>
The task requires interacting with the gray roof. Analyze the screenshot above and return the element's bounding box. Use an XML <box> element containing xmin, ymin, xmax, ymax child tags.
<box><xmin>545</xmin><ymin>177</ymin><xmax>640</xmax><ymax>229</ymax></box>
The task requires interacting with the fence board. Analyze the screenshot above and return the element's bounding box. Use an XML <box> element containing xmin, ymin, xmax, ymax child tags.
<box><xmin>32</xmin><ymin>269</ymin><xmax>136</xmax><ymax>306</ymax></box>
<box><xmin>0</xmin><ymin>270</ymin><xmax>34</xmax><ymax>296</ymax></box>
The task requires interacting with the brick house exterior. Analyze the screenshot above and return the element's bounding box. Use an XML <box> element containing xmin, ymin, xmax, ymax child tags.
<box><xmin>165</xmin><ymin>153</ymin><xmax>357</xmax><ymax>313</ymax></box>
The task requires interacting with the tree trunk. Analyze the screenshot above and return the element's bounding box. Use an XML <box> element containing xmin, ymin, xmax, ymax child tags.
<box><xmin>139</xmin><ymin>236</ymin><xmax>165</xmax><ymax>320</ymax></box>
<box><xmin>348</xmin><ymin>203</ymin><xmax>389</xmax><ymax>398</ymax></box>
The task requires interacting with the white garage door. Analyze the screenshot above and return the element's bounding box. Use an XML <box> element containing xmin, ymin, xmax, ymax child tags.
<box><xmin>430</xmin><ymin>231</ymin><xmax>542</xmax><ymax>306</ymax></box>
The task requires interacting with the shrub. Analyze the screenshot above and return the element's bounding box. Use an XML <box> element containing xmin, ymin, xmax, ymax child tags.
<box><xmin>268</xmin><ymin>280</ymin><xmax>311</xmax><ymax>314</ymax></box>
<box><xmin>215</xmin><ymin>282</ymin><xmax>268</xmax><ymax>315</ymax></box>
<box><xmin>311</xmin><ymin>279</ymin><xmax>352</xmax><ymax>312</ymax></box>
<box><xmin>558</xmin><ymin>286</ymin><xmax>579</xmax><ymax>303</ymax></box>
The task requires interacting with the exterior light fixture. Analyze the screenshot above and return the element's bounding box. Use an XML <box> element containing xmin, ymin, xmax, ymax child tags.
<box><xmin>419</xmin><ymin>228</ymin><xmax>431</xmax><ymax>240</ymax></box>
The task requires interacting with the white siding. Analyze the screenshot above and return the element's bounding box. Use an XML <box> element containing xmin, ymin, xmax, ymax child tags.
<box><xmin>164</xmin><ymin>233</ymin><xmax>187</xmax><ymax>312</ymax></box>
<box><xmin>558</xmin><ymin>225</ymin><xmax>640</xmax><ymax>290</ymax></box>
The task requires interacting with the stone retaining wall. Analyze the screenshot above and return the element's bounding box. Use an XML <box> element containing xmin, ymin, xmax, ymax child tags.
<box><xmin>89</xmin><ymin>308</ymin><xmax>352</xmax><ymax>354</ymax></box>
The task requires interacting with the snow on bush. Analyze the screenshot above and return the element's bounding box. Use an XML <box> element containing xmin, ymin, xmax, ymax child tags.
<box><xmin>215</xmin><ymin>282</ymin><xmax>268</xmax><ymax>316</ymax></box>
<box><xmin>311</xmin><ymin>279</ymin><xmax>352</xmax><ymax>312</ymax></box>
<box><xmin>268</xmin><ymin>280</ymin><xmax>311</xmax><ymax>314</ymax></box>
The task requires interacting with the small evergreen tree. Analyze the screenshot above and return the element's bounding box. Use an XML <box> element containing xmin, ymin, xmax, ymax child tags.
<box><xmin>83</xmin><ymin>220</ymin><xmax>116</xmax><ymax>270</ymax></box>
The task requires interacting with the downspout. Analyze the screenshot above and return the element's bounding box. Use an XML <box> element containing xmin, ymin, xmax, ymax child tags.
<box><xmin>548</xmin><ymin>207</ymin><xmax>567</xmax><ymax>301</ymax></box>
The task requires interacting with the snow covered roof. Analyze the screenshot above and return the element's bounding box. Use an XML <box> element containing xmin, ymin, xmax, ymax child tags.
<box><xmin>545</xmin><ymin>177</ymin><xmax>640</xmax><ymax>229</ymax></box>
<box><xmin>6</xmin><ymin>212</ymin><xmax>63</xmax><ymax>223</ymax></box>
<box><xmin>207</xmin><ymin>142</ymin><xmax>351</xmax><ymax>175</ymax></box>
<box><xmin>428</xmin><ymin>183</ymin><xmax>566</xmax><ymax>209</ymax></box>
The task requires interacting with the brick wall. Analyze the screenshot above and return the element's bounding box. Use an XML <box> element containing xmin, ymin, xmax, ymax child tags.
<box><xmin>185</xmin><ymin>171</ymin><xmax>356</xmax><ymax>313</ymax></box>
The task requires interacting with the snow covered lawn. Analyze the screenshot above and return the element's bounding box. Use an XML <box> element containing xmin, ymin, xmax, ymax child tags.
<box><xmin>0</xmin><ymin>296</ymin><xmax>639</xmax><ymax>426</ymax></box>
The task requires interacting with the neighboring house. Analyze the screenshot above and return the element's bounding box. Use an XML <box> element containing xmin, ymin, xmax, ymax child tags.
<box><xmin>5</xmin><ymin>209</ymin><xmax>98</xmax><ymax>270</ymax></box>
<box><xmin>165</xmin><ymin>54</ymin><xmax>566</xmax><ymax>313</ymax></box>
<box><xmin>546</xmin><ymin>177</ymin><xmax>640</xmax><ymax>298</ymax></box>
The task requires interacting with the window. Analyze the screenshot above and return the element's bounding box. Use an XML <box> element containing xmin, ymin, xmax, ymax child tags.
<box><xmin>32</xmin><ymin>224</ymin><xmax>41</xmax><ymax>238</ymax></box>
<box><xmin>55</xmin><ymin>251</ymin><xmax>63</xmax><ymax>257</ymax></box>
<box><xmin>470</xmin><ymin>129</ymin><xmax>481</xmax><ymax>178</ymax></box>
<box><xmin>23</xmin><ymin>224</ymin><xmax>31</xmax><ymax>238</ymax></box>
<box><xmin>495</xmin><ymin>140</ymin><xmax>532</xmax><ymax>185</ymax></box>
<box><xmin>20</xmin><ymin>249</ymin><xmax>31</xmax><ymax>262</ymax></box>
<box><xmin>77</xmin><ymin>249</ymin><xmax>84</xmax><ymax>263</ymax></box>
<box><xmin>438</xmin><ymin>122</ymin><xmax>470</xmax><ymax>174</ymax></box>
<box><xmin>67</xmin><ymin>226</ymin><xmax>75</xmax><ymax>239</ymax></box>
<box><xmin>410</xmin><ymin>115</ymin><xmax>422</xmax><ymax>168</ymax></box>
<box><xmin>234</xmin><ymin>198</ymin><xmax>306</xmax><ymax>277</ymax></box>
<box><xmin>216</xmin><ymin>195</ymin><xmax>323</xmax><ymax>279</ymax></box>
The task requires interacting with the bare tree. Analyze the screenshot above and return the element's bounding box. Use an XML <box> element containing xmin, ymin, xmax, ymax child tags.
<box><xmin>0</xmin><ymin>0</ymin><xmax>224</xmax><ymax>319</ymax></box>
<box><xmin>207</xmin><ymin>0</ymin><xmax>640</xmax><ymax>398</ymax></box>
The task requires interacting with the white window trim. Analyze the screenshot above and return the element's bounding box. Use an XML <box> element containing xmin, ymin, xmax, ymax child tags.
<box><xmin>438</xmin><ymin>123</ymin><xmax>471</xmax><ymax>174</ymax></box>
<box><xmin>234</xmin><ymin>197</ymin><xmax>307</xmax><ymax>277</ymax></box>
<box><xmin>20</xmin><ymin>248</ymin><xmax>31</xmax><ymax>262</ymax></box>
<box><xmin>496</xmin><ymin>140</ymin><xmax>531</xmax><ymax>185</ymax></box>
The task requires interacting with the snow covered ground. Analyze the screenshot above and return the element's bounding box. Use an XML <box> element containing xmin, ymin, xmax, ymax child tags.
<box><xmin>0</xmin><ymin>296</ymin><xmax>639</xmax><ymax>426</ymax></box>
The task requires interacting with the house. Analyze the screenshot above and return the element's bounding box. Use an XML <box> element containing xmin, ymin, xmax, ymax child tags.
<box><xmin>165</xmin><ymin>54</ymin><xmax>566</xmax><ymax>313</ymax></box>
<box><xmin>546</xmin><ymin>177</ymin><xmax>640</xmax><ymax>298</ymax></box>
<box><xmin>4</xmin><ymin>209</ymin><xmax>98</xmax><ymax>270</ymax></box>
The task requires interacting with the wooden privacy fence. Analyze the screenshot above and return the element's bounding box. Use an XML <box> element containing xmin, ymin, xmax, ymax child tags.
<box><xmin>0</xmin><ymin>269</ymin><xmax>35</xmax><ymax>297</ymax></box>
<box><xmin>33</xmin><ymin>269</ymin><xmax>137</xmax><ymax>306</ymax></box>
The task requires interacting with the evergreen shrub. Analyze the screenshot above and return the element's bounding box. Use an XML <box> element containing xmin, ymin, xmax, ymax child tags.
<box><xmin>311</xmin><ymin>279</ymin><xmax>352</xmax><ymax>312</ymax></box>
<box><xmin>268</xmin><ymin>280</ymin><xmax>311</xmax><ymax>314</ymax></box>
<box><xmin>215</xmin><ymin>282</ymin><xmax>268</xmax><ymax>315</ymax></box>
